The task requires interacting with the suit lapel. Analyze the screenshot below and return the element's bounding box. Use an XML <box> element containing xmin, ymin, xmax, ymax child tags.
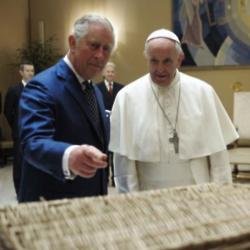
<box><xmin>112</xmin><ymin>82</ymin><xmax>121</xmax><ymax>96</ymax></box>
<box><xmin>56</xmin><ymin>60</ymin><xmax>107</xmax><ymax>145</ymax></box>
<box><xmin>100</xmin><ymin>82</ymin><xmax>109</xmax><ymax>95</ymax></box>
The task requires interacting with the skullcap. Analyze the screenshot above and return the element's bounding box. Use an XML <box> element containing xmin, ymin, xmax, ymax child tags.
<box><xmin>146</xmin><ymin>29</ymin><xmax>180</xmax><ymax>44</ymax></box>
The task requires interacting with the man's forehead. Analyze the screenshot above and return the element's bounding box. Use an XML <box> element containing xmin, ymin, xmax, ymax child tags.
<box><xmin>84</xmin><ymin>34</ymin><xmax>113</xmax><ymax>50</ymax></box>
<box><xmin>23</xmin><ymin>65</ymin><xmax>34</xmax><ymax>70</ymax></box>
<box><xmin>86</xmin><ymin>24</ymin><xmax>114</xmax><ymax>41</ymax></box>
<box><xmin>147</xmin><ymin>42</ymin><xmax>176</xmax><ymax>59</ymax></box>
<box><xmin>148</xmin><ymin>54</ymin><xmax>171</xmax><ymax>61</ymax></box>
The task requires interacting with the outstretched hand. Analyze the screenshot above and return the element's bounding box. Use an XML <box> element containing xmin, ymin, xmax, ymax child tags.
<box><xmin>69</xmin><ymin>145</ymin><xmax>108</xmax><ymax>178</ymax></box>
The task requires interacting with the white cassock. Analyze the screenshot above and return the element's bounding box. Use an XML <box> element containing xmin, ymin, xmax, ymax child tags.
<box><xmin>109</xmin><ymin>70</ymin><xmax>239</xmax><ymax>193</ymax></box>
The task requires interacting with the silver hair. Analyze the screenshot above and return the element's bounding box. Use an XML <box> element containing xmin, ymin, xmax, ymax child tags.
<box><xmin>102</xmin><ymin>61</ymin><xmax>116</xmax><ymax>77</ymax></box>
<box><xmin>104</xmin><ymin>61</ymin><xmax>116</xmax><ymax>69</ymax></box>
<box><xmin>73</xmin><ymin>14</ymin><xmax>115</xmax><ymax>48</ymax></box>
<box><xmin>144</xmin><ymin>38</ymin><xmax>183</xmax><ymax>58</ymax></box>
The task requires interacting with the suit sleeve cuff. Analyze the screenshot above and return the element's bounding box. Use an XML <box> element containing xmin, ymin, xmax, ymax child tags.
<box><xmin>62</xmin><ymin>145</ymin><xmax>78</xmax><ymax>180</ymax></box>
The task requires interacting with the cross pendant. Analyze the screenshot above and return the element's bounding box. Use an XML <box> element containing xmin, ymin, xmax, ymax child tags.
<box><xmin>169</xmin><ymin>130</ymin><xmax>179</xmax><ymax>154</ymax></box>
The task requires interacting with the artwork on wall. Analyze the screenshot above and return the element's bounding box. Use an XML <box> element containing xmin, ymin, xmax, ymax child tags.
<box><xmin>173</xmin><ymin>0</ymin><xmax>250</xmax><ymax>67</ymax></box>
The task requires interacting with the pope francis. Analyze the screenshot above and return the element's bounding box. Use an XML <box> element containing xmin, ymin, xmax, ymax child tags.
<box><xmin>109</xmin><ymin>29</ymin><xmax>238</xmax><ymax>193</ymax></box>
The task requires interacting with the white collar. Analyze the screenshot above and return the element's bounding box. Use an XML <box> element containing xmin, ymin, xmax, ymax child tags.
<box><xmin>22</xmin><ymin>80</ymin><xmax>27</xmax><ymax>86</ymax></box>
<box><xmin>104</xmin><ymin>79</ymin><xmax>113</xmax><ymax>89</ymax></box>
<box><xmin>63</xmin><ymin>55</ymin><xmax>85</xmax><ymax>84</ymax></box>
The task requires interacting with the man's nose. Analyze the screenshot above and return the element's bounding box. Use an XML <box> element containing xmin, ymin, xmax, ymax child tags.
<box><xmin>157</xmin><ymin>63</ymin><xmax>166</xmax><ymax>72</ymax></box>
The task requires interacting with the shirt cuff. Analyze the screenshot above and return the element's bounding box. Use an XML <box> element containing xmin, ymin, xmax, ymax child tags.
<box><xmin>62</xmin><ymin>145</ymin><xmax>78</xmax><ymax>180</ymax></box>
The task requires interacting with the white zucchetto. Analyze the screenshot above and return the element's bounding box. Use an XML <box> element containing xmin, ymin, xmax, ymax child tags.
<box><xmin>146</xmin><ymin>29</ymin><xmax>180</xmax><ymax>44</ymax></box>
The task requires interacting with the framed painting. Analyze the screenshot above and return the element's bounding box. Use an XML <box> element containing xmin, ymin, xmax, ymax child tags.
<box><xmin>173</xmin><ymin>0</ymin><xmax>250</xmax><ymax>67</ymax></box>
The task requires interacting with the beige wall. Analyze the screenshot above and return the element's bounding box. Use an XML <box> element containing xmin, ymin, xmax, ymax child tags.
<box><xmin>1</xmin><ymin>0</ymin><xmax>250</xmax><ymax>138</ymax></box>
<box><xmin>0</xmin><ymin>0</ymin><xmax>29</xmax><ymax>139</ymax></box>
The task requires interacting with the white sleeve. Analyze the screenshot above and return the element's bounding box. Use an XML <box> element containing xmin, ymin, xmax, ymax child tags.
<box><xmin>209</xmin><ymin>149</ymin><xmax>232</xmax><ymax>184</ymax></box>
<box><xmin>62</xmin><ymin>145</ymin><xmax>78</xmax><ymax>180</ymax></box>
<box><xmin>113</xmin><ymin>153</ymin><xmax>139</xmax><ymax>193</ymax></box>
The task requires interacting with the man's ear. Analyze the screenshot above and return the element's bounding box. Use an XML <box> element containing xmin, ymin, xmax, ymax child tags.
<box><xmin>177</xmin><ymin>52</ymin><xmax>185</xmax><ymax>68</ymax></box>
<box><xmin>19</xmin><ymin>70</ymin><xmax>24</xmax><ymax>78</ymax></box>
<box><xmin>68</xmin><ymin>35</ymin><xmax>77</xmax><ymax>51</ymax></box>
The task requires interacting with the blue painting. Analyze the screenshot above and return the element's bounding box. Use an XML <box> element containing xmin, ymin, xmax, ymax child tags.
<box><xmin>173</xmin><ymin>0</ymin><xmax>250</xmax><ymax>67</ymax></box>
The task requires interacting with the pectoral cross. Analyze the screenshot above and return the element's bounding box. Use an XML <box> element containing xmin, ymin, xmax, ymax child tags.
<box><xmin>169</xmin><ymin>130</ymin><xmax>179</xmax><ymax>154</ymax></box>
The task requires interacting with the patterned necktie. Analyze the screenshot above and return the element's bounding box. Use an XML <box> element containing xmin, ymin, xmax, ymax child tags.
<box><xmin>82</xmin><ymin>81</ymin><xmax>103</xmax><ymax>139</ymax></box>
<box><xmin>108</xmin><ymin>82</ymin><xmax>113</xmax><ymax>95</ymax></box>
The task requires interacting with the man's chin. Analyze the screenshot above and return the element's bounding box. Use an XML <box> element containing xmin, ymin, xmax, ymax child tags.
<box><xmin>86</xmin><ymin>69</ymin><xmax>102</xmax><ymax>79</ymax></box>
<box><xmin>153</xmin><ymin>77</ymin><xmax>170</xmax><ymax>86</ymax></box>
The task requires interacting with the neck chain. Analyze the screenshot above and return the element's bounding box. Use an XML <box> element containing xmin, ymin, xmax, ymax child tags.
<box><xmin>150</xmin><ymin>81</ymin><xmax>181</xmax><ymax>153</ymax></box>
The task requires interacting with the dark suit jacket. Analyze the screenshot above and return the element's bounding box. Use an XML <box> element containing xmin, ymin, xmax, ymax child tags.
<box><xmin>4</xmin><ymin>83</ymin><xmax>24</xmax><ymax>140</ymax></box>
<box><xmin>18</xmin><ymin>59</ymin><xmax>109</xmax><ymax>202</ymax></box>
<box><xmin>97</xmin><ymin>81</ymin><xmax>123</xmax><ymax>111</ymax></box>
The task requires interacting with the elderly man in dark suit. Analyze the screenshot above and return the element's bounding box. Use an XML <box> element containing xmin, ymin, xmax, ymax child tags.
<box><xmin>97</xmin><ymin>62</ymin><xmax>123</xmax><ymax>111</ymax></box>
<box><xmin>18</xmin><ymin>14</ymin><xmax>115</xmax><ymax>202</ymax></box>
<box><xmin>97</xmin><ymin>62</ymin><xmax>123</xmax><ymax>186</ymax></box>
<box><xmin>4</xmin><ymin>61</ymin><xmax>34</xmax><ymax>195</ymax></box>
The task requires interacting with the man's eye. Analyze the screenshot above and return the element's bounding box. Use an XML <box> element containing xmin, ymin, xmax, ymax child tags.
<box><xmin>88</xmin><ymin>42</ymin><xmax>111</xmax><ymax>53</ymax></box>
<box><xmin>164</xmin><ymin>59</ymin><xmax>172</xmax><ymax>64</ymax></box>
<box><xmin>90</xmin><ymin>43</ymin><xmax>100</xmax><ymax>50</ymax></box>
<box><xmin>150</xmin><ymin>59</ymin><xmax>158</xmax><ymax>64</ymax></box>
<box><xmin>103</xmin><ymin>45</ymin><xmax>111</xmax><ymax>53</ymax></box>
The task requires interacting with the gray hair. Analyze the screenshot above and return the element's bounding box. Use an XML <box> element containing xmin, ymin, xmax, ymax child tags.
<box><xmin>73</xmin><ymin>14</ymin><xmax>115</xmax><ymax>49</ymax></box>
<box><xmin>104</xmin><ymin>61</ymin><xmax>116</xmax><ymax>69</ymax></box>
<box><xmin>144</xmin><ymin>39</ymin><xmax>183</xmax><ymax>58</ymax></box>
<box><xmin>102</xmin><ymin>61</ymin><xmax>116</xmax><ymax>77</ymax></box>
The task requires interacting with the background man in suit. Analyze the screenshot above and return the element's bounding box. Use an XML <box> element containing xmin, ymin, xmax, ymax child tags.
<box><xmin>4</xmin><ymin>61</ymin><xmax>35</xmax><ymax>195</ymax></box>
<box><xmin>18</xmin><ymin>14</ymin><xmax>115</xmax><ymax>202</ymax></box>
<box><xmin>97</xmin><ymin>62</ymin><xmax>123</xmax><ymax>186</ymax></box>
